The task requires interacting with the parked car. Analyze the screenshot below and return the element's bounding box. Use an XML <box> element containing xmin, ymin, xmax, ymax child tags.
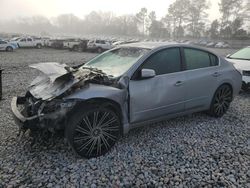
<box><xmin>64</xmin><ymin>39</ymin><xmax>89</xmax><ymax>52</ymax></box>
<box><xmin>112</xmin><ymin>41</ymin><xmax>126</xmax><ymax>46</ymax></box>
<box><xmin>0</xmin><ymin>40</ymin><xmax>18</xmax><ymax>52</ymax></box>
<box><xmin>206</xmin><ymin>42</ymin><xmax>216</xmax><ymax>47</ymax></box>
<box><xmin>215</xmin><ymin>42</ymin><xmax>230</xmax><ymax>48</ymax></box>
<box><xmin>11</xmin><ymin>42</ymin><xmax>242</xmax><ymax>158</ymax></box>
<box><xmin>40</xmin><ymin>37</ymin><xmax>50</xmax><ymax>47</ymax></box>
<box><xmin>226</xmin><ymin>46</ymin><xmax>250</xmax><ymax>91</ymax></box>
<box><xmin>49</xmin><ymin>39</ymin><xmax>64</xmax><ymax>49</ymax></box>
<box><xmin>11</xmin><ymin>37</ymin><xmax>43</xmax><ymax>48</ymax></box>
<box><xmin>87</xmin><ymin>39</ymin><xmax>113</xmax><ymax>53</ymax></box>
<box><xmin>198</xmin><ymin>40</ymin><xmax>209</xmax><ymax>46</ymax></box>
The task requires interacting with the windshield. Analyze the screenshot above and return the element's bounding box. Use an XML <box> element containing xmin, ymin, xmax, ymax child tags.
<box><xmin>229</xmin><ymin>47</ymin><xmax>250</xmax><ymax>61</ymax></box>
<box><xmin>82</xmin><ymin>47</ymin><xmax>149</xmax><ymax>77</ymax></box>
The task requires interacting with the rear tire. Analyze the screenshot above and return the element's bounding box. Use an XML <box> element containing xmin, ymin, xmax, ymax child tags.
<box><xmin>65</xmin><ymin>103</ymin><xmax>121</xmax><ymax>158</ymax></box>
<box><xmin>36</xmin><ymin>44</ymin><xmax>42</xmax><ymax>49</ymax></box>
<box><xmin>97</xmin><ymin>47</ymin><xmax>103</xmax><ymax>53</ymax></box>
<box><xmin>6</xmin><ymin>46</ymin><xmax>13</xmax><ymax>52</ymax></box>
<box><xmin>73</xmin><ymin>45</ymin><xmax>79</xmax><ymax>51</ymax></box>
<box><xmin>208</xmin><ymin>85</ymin><xmax>233</xmax><ymax>117</ymax></box>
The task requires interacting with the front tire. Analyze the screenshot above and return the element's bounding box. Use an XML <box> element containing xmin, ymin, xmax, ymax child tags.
<box><xmin>66</xmin><ymin>104</ymin><xmax>121</xmax><ymax>158</ymax></box>
<box><xmin>36</xmin><ymin>44</ymin><xmax>42</xmax><ymax>49</ymax></box>
<box><xmin>208</xmin><ymin>85</ymin><xmax>233</xmax><ymax>117</ymax></box>
<box><xmin>6</xmin><ymin>46</ymin><xmax>13</xmax><ymax>52</ymax></box>
<box><xmin>72</xmin><ymin>45</ymin><xmax>79</xmax><ymax>51</ymax></box>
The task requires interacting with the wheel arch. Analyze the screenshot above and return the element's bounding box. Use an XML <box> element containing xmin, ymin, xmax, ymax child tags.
<box><xmin>6</xmin><ymin>46</ymin><xmax>13</xmax><ymax>51</ymax></box>
<box><xmin>212</xmin><ymin>82</ymin><xmax>233</xmax><ymax>99</ymax></box>
<box><xmin>68</xmin><ymin>97</ymin><xmax>124</xmax><ymax>133</ymax></box>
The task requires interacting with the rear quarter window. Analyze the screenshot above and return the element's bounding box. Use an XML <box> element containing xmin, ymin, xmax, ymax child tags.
<box><xmin>184</xmin><ymin>48</ymin><xmax>218</xmax><ymax>70</ymax></box>
<box><xmin>209</xmin><ymin>54</ymin><xmax>219</xmax><ymax>66</ymax></box>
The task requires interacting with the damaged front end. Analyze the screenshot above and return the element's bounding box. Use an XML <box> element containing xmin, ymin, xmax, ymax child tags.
<box><xmin>11</xmin><ymin>62</ymin><xmax>115</xmax><ymax>132</ymax></box>
<box><xmin>11</xmin><ymin>94</ymin><xmax>77</xmax><ymax>131</ymax></box>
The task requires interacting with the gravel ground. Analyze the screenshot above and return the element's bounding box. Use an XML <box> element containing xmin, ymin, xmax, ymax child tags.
<box><xmin>0</xmin><ymin>48</ymin><xmax>249</xmax><ymax>187</ymax></box>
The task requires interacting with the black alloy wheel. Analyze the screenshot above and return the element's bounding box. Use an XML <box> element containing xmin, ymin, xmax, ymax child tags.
<box><xmin>209</xmin><ymin>85</ymin><xmax>233</xmax><ymax>117</ymax></box>
<box><xmin>66</xmin><ymin>105</ymin><xmax>121</xmax><ymax>158</ymax></box>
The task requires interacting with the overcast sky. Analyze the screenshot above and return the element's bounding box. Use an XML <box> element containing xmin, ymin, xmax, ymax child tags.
<box><xmin>0</xmin><ymin>0</ymin><xmax>221</xmax><ymax>21</ymax></box>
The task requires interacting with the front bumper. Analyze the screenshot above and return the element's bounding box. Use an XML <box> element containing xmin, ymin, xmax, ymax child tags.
<box><xmin>11</xmin><ymin>97</ymin><xmax>40</xmax><ymax>130</ymax></box>
<box><xmin>242</xmin><ymin>76</ymin><xmax>250</xmax><ymax>85</ymax></box>
<box><xmin>11</xmin><ymin>97</ymin><xmax>75</xmax><ymax>130</ymax></box>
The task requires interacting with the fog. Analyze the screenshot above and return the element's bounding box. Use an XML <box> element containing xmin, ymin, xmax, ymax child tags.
<box><xmin>0</xmin><ymin>0</ymin><xmax>220</xmax><ymax>21</ymax></box>
<box><xmin>0</xmin><ymin>0</ymin><xmax>249</xmax><ymax>40</ymax></box>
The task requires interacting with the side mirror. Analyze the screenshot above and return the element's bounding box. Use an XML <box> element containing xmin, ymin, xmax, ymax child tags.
<box><xmin>226</xmin><ymin>54</ymin><xmax>231</xmax><ymax>58</ymax></box>
<box><xmin>141</xmin><ymin>69</ymin><xmax>156</xmax><ymax>79</ymax></box>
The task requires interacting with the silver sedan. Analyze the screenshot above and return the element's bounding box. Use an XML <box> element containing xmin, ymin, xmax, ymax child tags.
<box><xmin>11</xmin><ymin>42</ymin><xmax>242</xmax><ymax>158</ymax></box>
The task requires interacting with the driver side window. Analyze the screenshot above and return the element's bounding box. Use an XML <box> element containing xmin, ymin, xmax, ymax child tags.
<box><xmin>142</xmin><ymin>48</ymin><xmax>182</xmax><ymax>75</ymax></box>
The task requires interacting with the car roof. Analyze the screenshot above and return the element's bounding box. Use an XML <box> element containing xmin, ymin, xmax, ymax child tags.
<box><xmin>120</xmin><ymin>42</ymin><xmax>218</xmax><ymax>55</ymax></box>
<box><xmin>120</xmin><ymin>42</ymin><xmax>178</xmax><ymax>49</ymax></box>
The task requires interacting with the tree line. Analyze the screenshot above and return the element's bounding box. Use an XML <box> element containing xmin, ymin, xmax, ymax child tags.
<box><xmin>0</xmin><ymin>0</ymin><xmax>249</xmax><ymax>39</ymax></box>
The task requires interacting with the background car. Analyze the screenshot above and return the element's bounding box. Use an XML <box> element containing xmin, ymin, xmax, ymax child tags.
<box><xmin>11</xmin><ymin>37</ymin><xmax>43</xmax><ymax>48</ymax></box>
<box><xmin>64</xmin><ymin>39</ymin><xmax>89</xmax><ymax>52</ymax></box>
<box><xmin>48</xmin><ymin>39</ymin><xmax>65</xmax><ymax>49</ymax></box>
<box><xmin>11</xmin><ymin>43</ymin><xmax>242</xmax><ymax>158</ymax></box>
<box><xmin>226</xmin><ymin>46</ymin><xmax>250</xmax><ymax>91</ymax></box>
<box><xmin>87</xmin><ymin>39</ymin><xmax>113</xmax><ymax>53</ymax></box>
<box><xmin>215</xmin><ymin>41</ymin><xmax>230</xmax><ymax>48</ymax></box>
<box><xmin>0</xmin><ymin>40</ymin><xmax>18</xmax><ymax>52</ymax></box>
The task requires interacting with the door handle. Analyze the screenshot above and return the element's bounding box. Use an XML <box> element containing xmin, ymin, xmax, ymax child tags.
<box><xmin>175</xmin><ymin>81</ymin><xmax>184</xmax><ymax>86</ymax></box>
<box><xmin>212</xmin><ymin>72</ymin><xmax>221</xmax><ymax>77</ymax></box>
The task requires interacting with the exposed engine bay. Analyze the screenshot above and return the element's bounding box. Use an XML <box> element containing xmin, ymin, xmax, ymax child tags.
<box><xmin>12</xmin><ymin>62</ymin><xmax>119</xmax><ymax>131</ymax></box>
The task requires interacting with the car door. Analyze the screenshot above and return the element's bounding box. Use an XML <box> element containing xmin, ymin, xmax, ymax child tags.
<box><xmin>18</xmin><ymin>38</ymin><xmax>27</xmax><ymax>47</ymax></box>
<box><xmin>27</xmin><ymin>38</ymin><xmax>33</xmax><ymax>47</ymax></box>
<box><xmin>182</xmin><ymin>47</ymin><xmax>220</xmax><ymax>110</ymax></box>
<box><xmin>129</xmin><ymin>47</ymin><xmax>187</xmax><ymax>123</ymax></box>
<box><xmin>0</xmin><ymin>41</ymin><xmax>7</xmax><ymax>50</ymax></box>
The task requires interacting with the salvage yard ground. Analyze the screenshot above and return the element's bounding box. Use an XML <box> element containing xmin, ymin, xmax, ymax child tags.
<box><xmin>0</xmin><ymin>48</ymin><xmax>250</xmax><ymax>187</ymax></box>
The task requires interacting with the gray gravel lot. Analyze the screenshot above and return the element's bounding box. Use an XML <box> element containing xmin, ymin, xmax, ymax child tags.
<box><xmin>0</xmin><ymin>48</ymin><xmax>249</xmax><ymax>187</ymax></box>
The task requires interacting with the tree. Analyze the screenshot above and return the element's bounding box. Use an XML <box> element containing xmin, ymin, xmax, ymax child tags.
<box><xmin>209</xmin><ymin>19</ymin><xmax>220</xmax><ymax>39</ymax></box>
<box><xmin>186</xmin><ymin>0</ymin><xmax>209</xmax><ymax>38</ymax></box>
<box><xmin>168</xmin><ymin>0</ymin><xmax>190</xmax><ymax>38</ymax></box>
<box><xmin>219</xmin><ymin>0</ymin><xmax>244</xmax><ymax>28</ymax></box>
<box><xmin>243</xmin><ymin>0</ymin><xmax>250</xmax><ymax>32</ymax></box>
<box><xmin>55</xmin><ymin>14</ymin><xmax>82</xmax><ymax>33</ymax></box>
<box><xmin>135</xmin><ymin>8</ymin><xmax>148</xmax><ymax>35</ymax></box>
<box><xmin>147</xmin><ymin>11</ymin><xmax>156</xmax><ymax>35</ymax></box>
<box><xmin>161</xmin><ymin>15</ymin><xmax>174</xmax><ymax>38</ymax></box>
<box><xmin>220</xmin><ymin>25</ymin><xmax>232</xmax><ymax>38</ymax></box>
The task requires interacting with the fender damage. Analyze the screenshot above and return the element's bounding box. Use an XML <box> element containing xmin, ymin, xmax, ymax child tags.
<box><xmin>11</xmin><ymin>62</ymin><xmax>128</xmax><ymax>132</ymax></box>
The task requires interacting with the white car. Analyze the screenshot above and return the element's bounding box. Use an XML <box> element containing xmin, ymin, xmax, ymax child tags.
<box><xmin>226</xmin><ymin>47</ymin><xmax>250</xmax><ymax>91</ymax></box>
<box><xmin>11</xmin><ymin>37</ymin><xmax>43</xmax><ymax>48</ymax></box>
<box><xmin>215</xmin><ymin>42</ymin><xmax>230</xmax><ymax>48</ymax></box>
<box><xmin>206</xmin><ymin>42</ymin><xmax>216</xmax><ymax>47</ymax></box>
<box><xmin>87</xmin><ymin>39</ymin><xmax>113</xmax><ymax>53</ymax></box>
<box><xmin>0</xmin><ymin>40</ymin><xmax>18</xmax><ymax>52</ymax></box>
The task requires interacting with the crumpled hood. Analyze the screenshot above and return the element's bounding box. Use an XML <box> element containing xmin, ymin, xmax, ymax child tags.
<box><xmin>29</xmin><ymin>62</ymin><xmax>109</xmax><ymax>101</ymax></box>
<box><xmin>226</xmin><ymin>58</ymin><xmax>250</xmax><ymax>71</ymax></box>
